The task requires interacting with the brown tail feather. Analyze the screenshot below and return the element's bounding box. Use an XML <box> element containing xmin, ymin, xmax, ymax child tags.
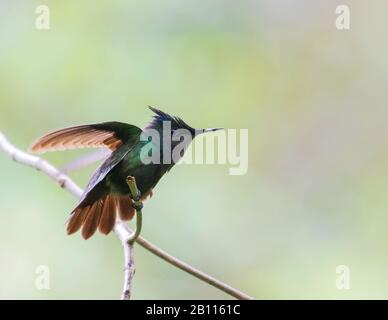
<box><xmin>67</xmin><ymin>206</ymin><xmax>90</xmax><ymax>235</ymax></box>
<box><xmin>66</xmin><ymin>193</ymin><xmax>138</xmax><ymax>239</ymax></box>
<box><xmin>99</xmin><ymin>195</ymin><xmax>117</xmax><ymax>235</ymax></box>
<box><xmin>117</xmin><ymin>196</ymin><xmax>135</xmax><ymax>221</ymax></box>
<box><xmin>81</xmin><ymin>201</ymin><xmax>103</xmax><ymax>239</ymax></box>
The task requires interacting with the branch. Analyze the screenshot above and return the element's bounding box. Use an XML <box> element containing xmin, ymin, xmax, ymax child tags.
<box><xmin>115</xmin><ymin>221</ymin><xmax>135</xmax><ymax>300</ymax></box>
<box><xmin>119</xmin><ymin>176</ymin><xmax>144</xmax><ymax>300</ymax></box>
<box><xmin>0</xmin><ymin>132</ymin><xmax>254</xmax><ymax>300</ymax></box>
<box><xmin>126</xmin><ymin>176</ymin><xmax>143</xmax><ymax>244</ymax></box>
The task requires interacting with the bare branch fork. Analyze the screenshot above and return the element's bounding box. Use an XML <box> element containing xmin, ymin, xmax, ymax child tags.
<box><xmin>0</xmin><ymin>132</ymin><xmax>254</xmax><ymax>300</ymax></box>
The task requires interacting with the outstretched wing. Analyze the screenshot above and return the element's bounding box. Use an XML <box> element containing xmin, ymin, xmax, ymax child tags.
<box><xmin>79</xmin><ymin>143</ymin><xmax>131</xmax><ymax>203</ymax></box>
<box><xmin>30</xmin><ymin>122</ymin><xmax>142</xmax><ymax>153</ymax></box>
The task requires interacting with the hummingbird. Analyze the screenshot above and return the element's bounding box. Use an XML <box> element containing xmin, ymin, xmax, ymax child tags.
<box><xmin>30</xmin><ymin>107</ymin><xmax>222</xmax><ymax>239</ymax></box>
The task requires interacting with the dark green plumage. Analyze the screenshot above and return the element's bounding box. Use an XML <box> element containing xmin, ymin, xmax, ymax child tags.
<box><xmin>30</xmin><ymin>107</ymin><xmax>222</xmax><ymax>239</ymax></box>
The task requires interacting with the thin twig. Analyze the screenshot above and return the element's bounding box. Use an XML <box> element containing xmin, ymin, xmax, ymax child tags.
<box><xmin>0</xmin><ymin>131</ymin><xmax>254</xmax><ymax>300</ymax></box>
<box><xmin>126</xmin><ymin>176</ymin><xmax>143</xmax><ymax>244</ymax></box>
<box><xmin>122</xmin><ymin>242</ymin><xmax>135</xmax><ymax>299</ymax></box>
<box><xmin>117</xmin><ymin>176</ymin><xmax>144</xmax><ymax>300</ymax></box>
<box><xmin>115</xmin><ymin>221</ymin><xmax>135</xmax><ymax>300</ymax></box>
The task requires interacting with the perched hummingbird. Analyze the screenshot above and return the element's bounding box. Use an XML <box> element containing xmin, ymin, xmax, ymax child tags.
<box><xmin>30</xmin><ymin>107</ymin><xmax>222</xmax><ymax>239</ymax></box>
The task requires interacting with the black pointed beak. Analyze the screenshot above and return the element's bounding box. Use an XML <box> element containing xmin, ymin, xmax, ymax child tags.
<box><xmin>202</xmin><ymin>127</ymin><xmax>224</xmax><ymax>133</ymax></box>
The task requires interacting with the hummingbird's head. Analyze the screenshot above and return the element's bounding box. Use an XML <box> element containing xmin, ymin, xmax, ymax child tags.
<box><xmin>147</xmin><ymin>106</ymin><xmax>223</xmax><ymax>138</ymax></box>
<box><xmin>146</xmin><ymin>107</ymin><xmax>223</xmax><ymax>164</ymax></box>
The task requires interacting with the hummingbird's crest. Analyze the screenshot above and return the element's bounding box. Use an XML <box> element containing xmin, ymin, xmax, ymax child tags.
<box><xmin>147</xmin><ymin>106</ymin><xmax>193</xmax><ymax>131</ymax></box>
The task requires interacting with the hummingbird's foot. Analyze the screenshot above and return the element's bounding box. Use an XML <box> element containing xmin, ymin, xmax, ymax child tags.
<box><xmin>125</xmin><ymin>176</ymin><xmax>143</xmax><ymax>243</ymax></box>
<box><xmin>129</xmin><ymin>189</ymin><xmax>140</xmax><ymax>201</ymax></box>
<box><xmin>132</xmin><ymin>202</ymin><xmax>143</xmax><ymax>211</ymax></box>
<box><xmin>129</xmin><ymin>190</ymin><xmax>143</xmax><ymax>211</ymax></box>
<box><xmin>126</xmin><ymin>175</ymin><xmax>143</xmax><ymax>211</ymax></box>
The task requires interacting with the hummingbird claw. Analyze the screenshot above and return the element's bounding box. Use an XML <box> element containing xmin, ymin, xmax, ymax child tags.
<box><xmin>132</xmin><ymin>202</ymin><xmax>143</xmax><ymax>211</ymax></box>
<box><xmin>129</xmin><ymin>190</ymin><xmax>141</xmax><ymax>202</ymax></box>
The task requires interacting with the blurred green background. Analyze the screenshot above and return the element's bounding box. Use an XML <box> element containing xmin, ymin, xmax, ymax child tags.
<box><xmin>1</xmin><ymin>0</ymin><xmax>388</xmax><ymax>299</ymax></box>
